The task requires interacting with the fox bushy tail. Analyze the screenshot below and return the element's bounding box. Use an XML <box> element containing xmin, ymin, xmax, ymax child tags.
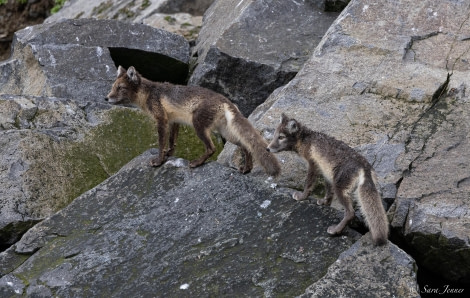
<box><xmin>358</xmin><ymin>170</ymin><xmax>389</xmax><ymax>245</ymax></box>
<box><xmin>231</xmin><ymin>113</ymin><xmax>281</xmax><ymax>177</ymax></box>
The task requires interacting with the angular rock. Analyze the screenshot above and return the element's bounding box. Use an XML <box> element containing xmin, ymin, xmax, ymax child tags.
<box><xmin>189</xmin><ymin>0</ymin><xmax>341</xmax><ymax>116</ymax></box>
<box><xmin>220</xmin><ymin>0</ymin><xmax>470</xmax><ymax>284</ymax></box>
<box><xmin>299</xmin><ymin>233</ymin><xmax>420</xmax><ymax>297</ymax></box>
<box><xmin>0</xmin><ymin>94</ymin><xmax>158</xmax><ymax>249</ymax></box>
<box><xmin>0</xmin><ymin>18</ymin><xmax>190</xmax><ymax>101</ymax></box>
<box><xmin>0</xmin><ymin>151</ymin><xmax>417</xmax><ymax>296</ymax></box>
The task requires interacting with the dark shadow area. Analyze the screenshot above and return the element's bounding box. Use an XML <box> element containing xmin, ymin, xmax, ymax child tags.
<box><xmin>390</xmin><ymin>230</ymin><xmax>470</xmax><ymax>297</ymax></box>
<box><xmin>418</xmin><ymin>267</ymin><xmax>469</xmax><ymax>297</ymax></box>
<box><xmin>109</xmin><ymin>47</ymin><xmax>189</xmax><ymax>84</ymax></box>
<box><xmin>0</xmin><ymin>220</ymin><xmax>41</xmax><ymax>253</ymax></box>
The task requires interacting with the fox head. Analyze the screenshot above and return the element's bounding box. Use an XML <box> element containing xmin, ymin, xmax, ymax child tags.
<box><xmin>105</xmin><ymin>66</ymin><xmax>141</xmax><ymax>104</ymax></box>
<box><xmin>267</xmin><ymin>113</ymin><xmax>300</xmax><ymax>153</ymax></box>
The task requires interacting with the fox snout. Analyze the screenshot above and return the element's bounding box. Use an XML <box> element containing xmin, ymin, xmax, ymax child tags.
<box><xmin>105</xmin><ymin>93</ymin><xmax>120</xmax><ymax>104</ymax></box>
<box><xmin>266</xmin><ymin>142</ymin><xmax>279</xmax><ymax>153</ymax></box>
<box><xmin>104</xmin><ymin>97</ymin><xmax>116</xmax><ymax>104</ymax></box>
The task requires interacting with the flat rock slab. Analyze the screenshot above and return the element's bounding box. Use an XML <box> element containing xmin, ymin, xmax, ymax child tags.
<box><xmin>189</xmin><ymin>0</ymin><xmax>340</xmax><ymax>116</ymax></box>
<box><xmin>0</xmin><ymin>18</ymin><xmax>190</xmax><ymax>101</ymax></box>
<box><xmin>0</xmin><ymin>151</ymin><xmax>417</xmax><ymax>296</ymax></box>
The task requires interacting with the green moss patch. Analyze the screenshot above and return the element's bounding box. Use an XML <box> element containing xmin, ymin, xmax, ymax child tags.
<box><xmin>23</xmin><ymin>107</ymin><xmax>225</xmax><ymax>215</ymax></box>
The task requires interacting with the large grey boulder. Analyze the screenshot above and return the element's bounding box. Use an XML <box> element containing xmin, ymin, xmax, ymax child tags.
<box><xmin>221</xmin><ymin>0</ymin><xmax>470</xmax><ymax>284</ymax></box>
<box><xmin>0</xmin><ymin>19</ymin><xmax>190</xmax><ymax>250</ymax></box>
<box><xmin>0</xmin><ymin>151</ymin><xmax>418</xmax><ymax>296</ymax></box>
<box><xmin>0</xmin><ymin>18</ymin><xmax>190</xmax><ymax>101</ymax></box>
<box><xmin>189</xmin><ymin>0</ymin><xmax>341</xmax><ymax>116</ymax></box>
<box><xmin>299</xmin><ymin>233</ymin><xmax>420</xmax><ymax>297</ymax></box>
<box><xmin>45</xmin><ymin>0</ymin><xmax>214</xmax><ymax>42</ymax></box>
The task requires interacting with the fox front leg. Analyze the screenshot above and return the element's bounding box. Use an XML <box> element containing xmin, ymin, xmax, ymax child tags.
<box><xmin>150</xmin><ymin>118</ymin><xmax>168</xmax><ymax>167</ymax></box>
<box><xmin>316</xmin><ymin>181</ymin><xmax>333</xmax><ymax>206</ymax></box>
<box><xmin>293</xmin><ymin>161</ymin><xmax>317</xmax><ymax>201</ymax></box>
<box><xmin>165</xmin><ymin>123</ymin><xmax>179</xmax><ymax>158</ymax></box>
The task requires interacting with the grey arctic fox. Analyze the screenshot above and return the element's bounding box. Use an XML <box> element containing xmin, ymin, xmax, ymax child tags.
<box><xmin>106</xmin><ymin>66</ymin><xmax>281</xmax><ymax>176</ymax></box>
<box><xmin>267</xmin><ymin>114</ymin><xmax>389</xmax><ymax>245</ymax></box>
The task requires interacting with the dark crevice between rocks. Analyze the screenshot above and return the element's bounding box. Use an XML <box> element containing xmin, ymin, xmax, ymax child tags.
<box><xmin>0</xmin><ymin>219</ymin><xmax>42</xmax><ymax>253</ymax></box>
<box><xmin>390</xmin><ymin>231</ymin><xmax>470</xmax><ymax>297</ymax></box>
<box><xmin>108</xmin><ymin>47</ymin><xmax>189</xmax><ymax>84</ymax></box>
<box><xmin>324</xmin><ymin>0</ymin><xmax>351</xmax><ymax>12</ymax></box>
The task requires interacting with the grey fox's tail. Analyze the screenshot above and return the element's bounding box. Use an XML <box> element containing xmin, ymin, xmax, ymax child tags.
<box><xmin>358</xmin><ymin>170</ymin><xmax>389</xmax><ymax>245</ymax></box>
<box><xmin>231</xmin><ymin>113</ymin><xmax>281</xmax><ymax>177</ymax></box>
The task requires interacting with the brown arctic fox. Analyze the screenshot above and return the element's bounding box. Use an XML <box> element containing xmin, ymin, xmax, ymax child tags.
<box><xmin>267</xmin><ymin>114</ymin><xmax>388</xmax><ymax>245</ymax></box>
<box><xmin>106</xmin><ymin>65</ymin><xmax>280</xmax><ymax>176</ymax></box>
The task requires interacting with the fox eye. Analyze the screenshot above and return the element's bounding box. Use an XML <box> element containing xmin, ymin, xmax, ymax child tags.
<box><xmin>278</xmin><ymin>134</ymin><xmax>286</xmax><ymax>140</ymax></box>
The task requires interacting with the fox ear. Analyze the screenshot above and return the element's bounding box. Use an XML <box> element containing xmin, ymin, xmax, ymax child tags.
<box><xmin>127</xmin><ymin>66</ymin><xmax>140</xmax><ymax>84</ymax></box>
<box><xmin>280</xmin><ymin>113</ymin><xmax>288</xmax><ymax>123</ymax></box>
<box><xmin>286</xmin><ymin>119</ymin><xmax>299</xmax><ymax>134</ymax></box>
<box><xmin>117</xmin><ymin>65</ymin><xmax>126</xmax><ymax>78</ymax></box>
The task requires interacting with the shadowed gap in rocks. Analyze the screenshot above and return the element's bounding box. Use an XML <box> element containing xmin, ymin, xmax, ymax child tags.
<box><xmin>108</xmin><ymin>47</ymin><xmax>189</xmax><ymax>84</ymax></box>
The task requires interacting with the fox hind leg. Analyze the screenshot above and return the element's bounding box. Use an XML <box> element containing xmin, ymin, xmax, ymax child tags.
<box><xmin>190</xmin><ymin>127</ymin><xmax>215</xmax><ymax>168</ymax></box>
<box><xmin>239</xmin><ymin>146</ymin><xmax>253</xmax><ymax>174</ymax></box>
<box><xmin>327</xmin><ymin>186</ymin><xmax>354</xmax><ymax>235</ymax></box>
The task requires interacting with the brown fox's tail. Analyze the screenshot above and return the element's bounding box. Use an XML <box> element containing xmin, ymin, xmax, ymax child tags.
<box><xmin>230</xmin><ymin>112</ymin><xmax>281</xmax><ymax>177</ymax></box>
<box><xmin>358</xmin><ymin>170</ymin><xmax>389</xmax><ymax>246</ymax></box>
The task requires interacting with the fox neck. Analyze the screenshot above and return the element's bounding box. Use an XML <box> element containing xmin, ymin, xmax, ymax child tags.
<box><xmin>292</xmin><ymin>125</ymin><xmax>312</xmax><ymax>155</ymax></box>
<box><xmin>132</xmin><ymin>79</ymin><xmax>152</xmax><ymax>111</ymax></box>
<box><xmin>134</xmin><ymin>89</ymin><xmax>150</xmax><ymax>111</ymax></box>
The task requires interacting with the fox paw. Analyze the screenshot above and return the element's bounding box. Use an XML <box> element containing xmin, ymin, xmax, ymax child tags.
<box><xmin>150</xmin><ymin>157</ymin><xmax>164</xmax><ymax>167</ymax></box>
<box><xmin>317</xmin><ymin>196</ymin><xmax>332</xmax><ymax>206</ymax></box>
<box><xmin>189</xmin><ymin>161</ymin><xmax>202</xmax><ymax>168</ymax></box>
<box><xmin>239</xmin><ymin>165</ymin><xmax>252</xmax><ymax>174</ymax></box>
<box><xmin>327</xmin><ymin>225</ymin><xmax>343</xmax><ymax>235</ymax></box>
<box><xmin>292</xmin><ymin>191</ymin><xmax>307</xmax><ymax>201</ymax></box>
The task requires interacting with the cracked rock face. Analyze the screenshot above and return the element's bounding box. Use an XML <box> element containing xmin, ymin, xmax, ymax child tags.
<box><xmin>189</xmin><ymin>0</ymin><xmax>341</xmax><ymax>116</ymax></box>
<box><xmin>0</xmin><ymin>152</ymin><xmax>418</xmax><ymax>296</ymax></box>
<box><xmin>220</xmin><ymin>0</ymin><xmax>470</xmax><ymax>283</ymax></box>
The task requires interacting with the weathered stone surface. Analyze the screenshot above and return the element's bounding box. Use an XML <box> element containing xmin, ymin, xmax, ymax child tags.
<box><xmin>143</xmin><ymin>13</ymin><xmax>203</xmax><ymax>41</ymax></box>
<box><xmin>189</xmin><ymin>0</ymin><xmax>341</xmax><ymax>116</ymax></box>
<box><xmin>299</xmin><ymin>233</ymin><xmax>420</xmax><ymax>297</ymax></box>
<box><xmin>0</xmin><ymin>151</ymin><xmax>417</xmax><ymax>296</ymax></box>
<box><xmin>45</xmin><ymin>0</ymin><xmax>168</xmax><ymax>23</ymax></box>
<box><xmin>220</xmin><ymin>0</ymin><xmax>470</xmax><ymax>284</ymax></box>
<box><xmin>0</xmin><ymin>94</ymin><xmax>158</xmax><ymax>249</ymax></box>
<box><xmin>0</xmin><ymin>18</ymin><xmax>190</xmax><ymax>101</ymax></box>
<box><xmin>45</xmin><ymin>0</ymin><xmax>214</xmax><ymax>23</ymax></box>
